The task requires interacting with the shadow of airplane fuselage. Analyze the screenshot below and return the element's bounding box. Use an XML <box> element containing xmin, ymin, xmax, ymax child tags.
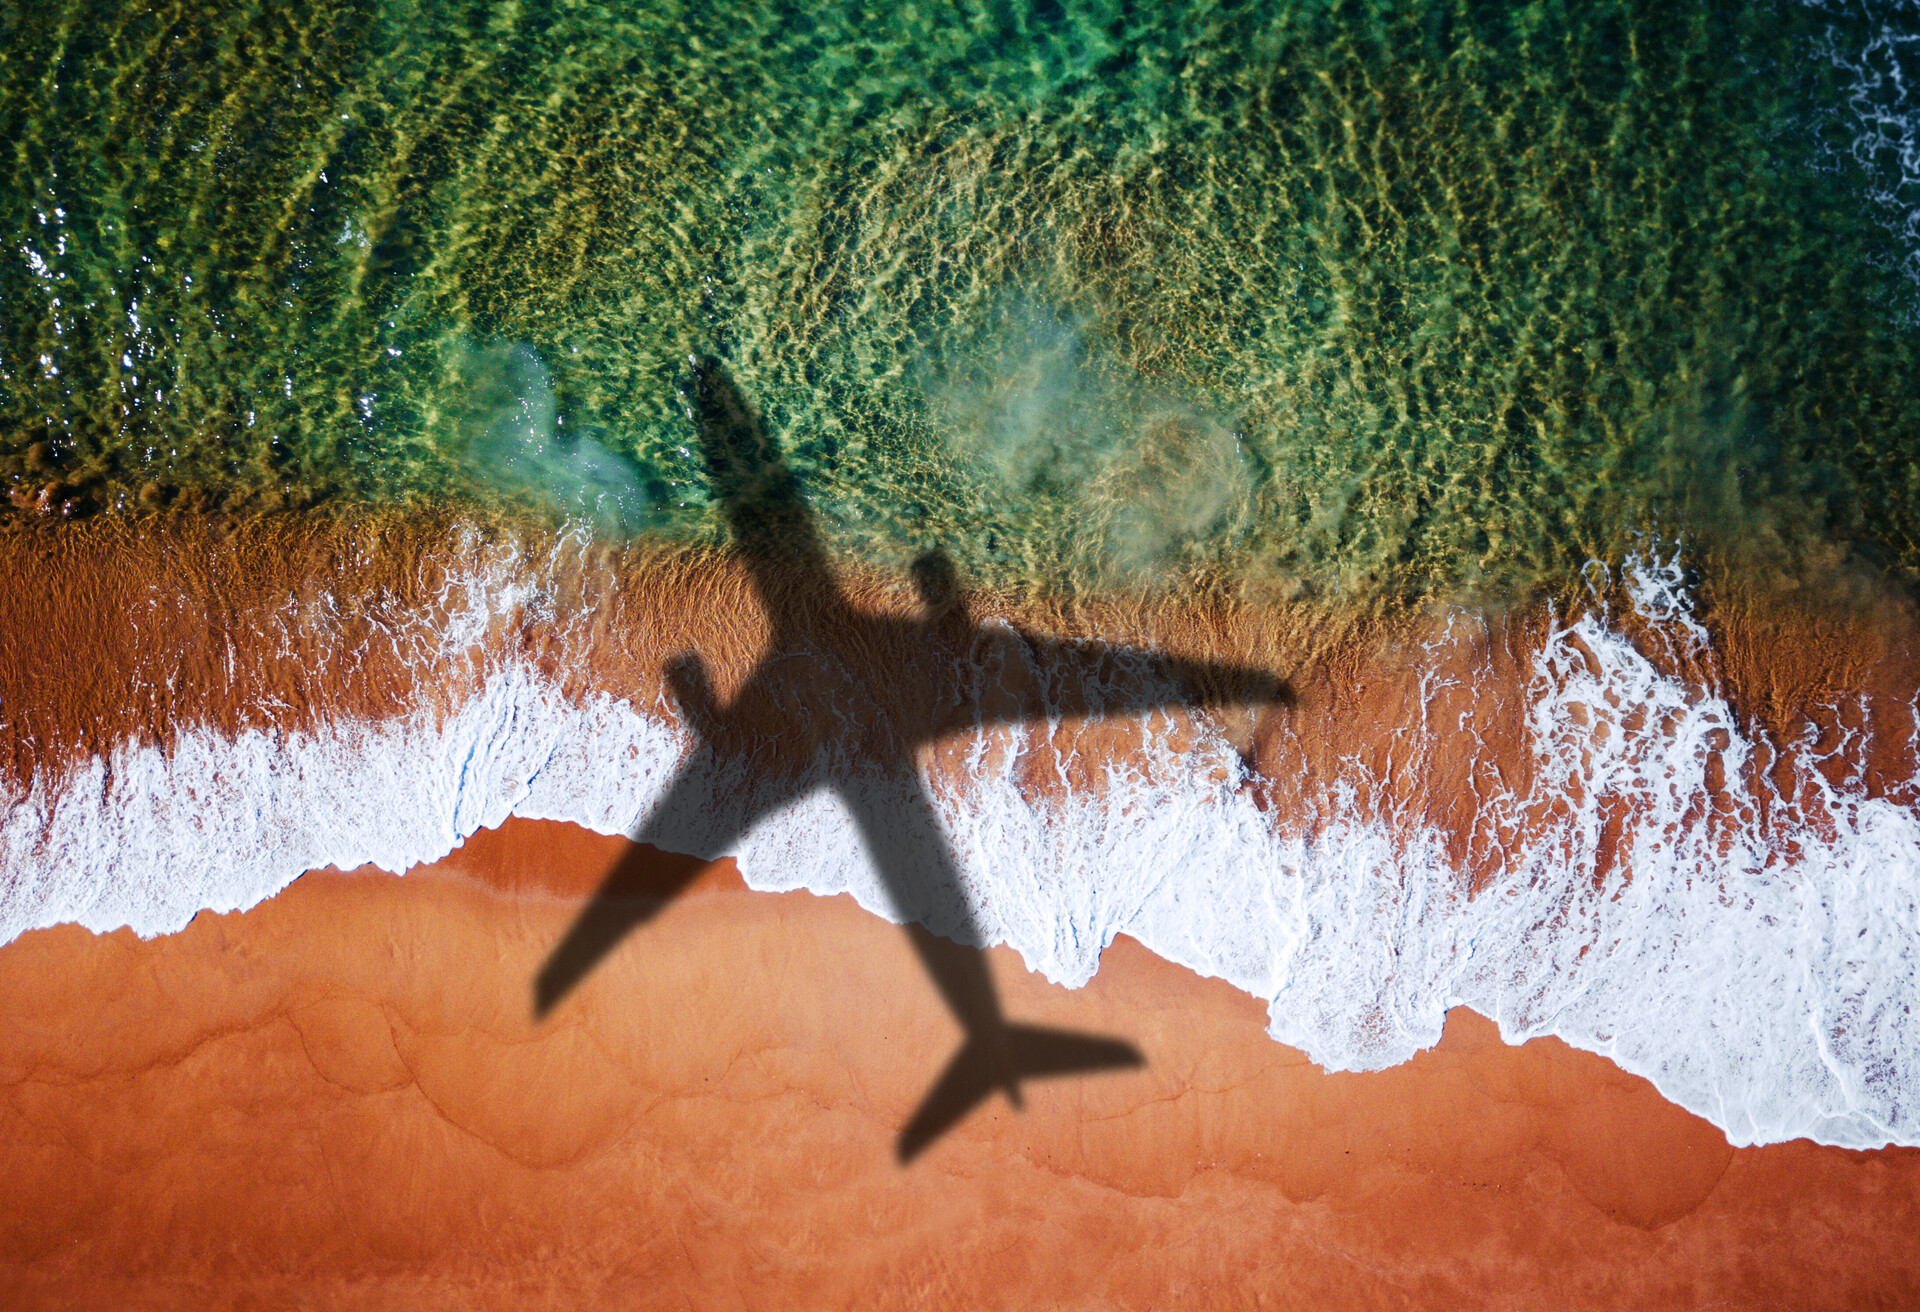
<box><xmin>534</xmin><ymin>356</ymin><xmax>1293</xmax><ymax>1162</ymax></box>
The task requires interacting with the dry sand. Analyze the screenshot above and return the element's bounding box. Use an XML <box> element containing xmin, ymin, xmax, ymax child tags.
<box><xmin>1</xmin><ymin>818</ymin><xmax>1916</xmax><ymax>1309</ymax></box>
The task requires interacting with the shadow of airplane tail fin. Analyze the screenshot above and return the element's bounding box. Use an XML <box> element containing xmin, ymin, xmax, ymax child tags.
<box><xmin>895</xmin><ymin>1021</ymin><xmax>1145</xmax><ymax>1163</ymax></box>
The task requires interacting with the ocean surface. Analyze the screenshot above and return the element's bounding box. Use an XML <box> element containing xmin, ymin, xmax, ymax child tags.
<box><xmin>4</xmin><ymin>0</ymin><xmax>1920</xmax><ymax>1150</ymax></box>
<box><xmin>6</xmin><ymin>0</ymin><xmax>1918</xmax><ymax>598</ymax></box>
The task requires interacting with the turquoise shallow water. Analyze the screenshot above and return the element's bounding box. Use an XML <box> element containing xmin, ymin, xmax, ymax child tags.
<box><xmin>3</xmin><ymin>0</ymin><xmax>1916</xmax><ymax>601</ymax></box>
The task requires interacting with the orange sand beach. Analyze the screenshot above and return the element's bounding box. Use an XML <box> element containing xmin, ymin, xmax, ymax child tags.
<box><xmin>1</xmin><ymin>819</ymin><xmax>1917</xmax><ymax>1309</ymax></box>
<box><xmin>3</xmin><ymin>510</ymin><xmax>1920</xmax><ymax>1306</ymax></box>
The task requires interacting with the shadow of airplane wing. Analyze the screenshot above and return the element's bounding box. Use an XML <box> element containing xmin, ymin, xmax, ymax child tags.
<box><xmin>533</xmin><ymin>750</ymin><xmax>772</xmax><ymax>1018</ymax></box>
<box><xmin>949</xmin><ymin>631</ymin><xmax>1294</xmax><ymax>734</ymax></box>
<box><xmin>839</xmin><ymin>772</ymin><xmax>1145</xmax><ymax>1163</ymax></box>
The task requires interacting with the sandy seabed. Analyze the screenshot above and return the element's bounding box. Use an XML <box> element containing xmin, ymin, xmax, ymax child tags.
<box><xmin>0</xmin><ymin>817</ymin><xmax>1916</xmax><ymax>1310</ymax></box>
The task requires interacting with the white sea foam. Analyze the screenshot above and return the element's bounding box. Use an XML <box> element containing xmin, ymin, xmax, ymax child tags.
<box><xmin>2</xmin><ymin>546</ymin><xmax>1917</xmax><ymax>1151</ymax></box>
<box><xmin>1803</xmin><ymin>0</ymin><xmax>1920</xmax><ymax>315</ymax></box>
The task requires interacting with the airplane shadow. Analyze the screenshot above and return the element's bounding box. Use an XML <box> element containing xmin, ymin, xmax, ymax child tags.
<box><xmin>533</xmin><ymin>356</ymin><xmax>1293</xmax><ymax>1164</ymax></box>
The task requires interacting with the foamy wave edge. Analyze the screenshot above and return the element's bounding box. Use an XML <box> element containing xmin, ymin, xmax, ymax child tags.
<box><xmin>3</xmin><ymin>550</ymin><xmax>1917</xmax><ymax>1152</ymax></box>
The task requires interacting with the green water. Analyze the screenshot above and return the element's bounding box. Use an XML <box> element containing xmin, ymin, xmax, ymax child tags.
<box><xmin>3</xmin><ymin>0</ymin><xmax>1916</xmax><ymax>602</ymax></box>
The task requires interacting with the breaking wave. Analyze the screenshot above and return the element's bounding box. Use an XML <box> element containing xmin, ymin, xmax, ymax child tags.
<box><xmin>3</xmin><ymin>543</ymin><xmax>1917</xmax><ymax>1151</ymax></box>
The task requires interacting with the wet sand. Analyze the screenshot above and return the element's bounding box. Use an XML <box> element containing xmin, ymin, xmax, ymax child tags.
<box><xmin>6</xmin><ymin>511</ymin><xmax>1918</xmax><ymax>871</ymax></box>
<box><xmin>2</xmin><ymin>816</ymin><xmax>1917</xmax><ymax>1310</ymax></box>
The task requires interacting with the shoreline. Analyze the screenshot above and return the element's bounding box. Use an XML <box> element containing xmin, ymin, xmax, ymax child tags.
<box><xmin>1</xmin><ymin>816</ymin><xmax>1915</xmax><ymax>1308</ymax></box>
<box><xmin>5</xmin><ymin>511</ymin><xmax>1920</xmax><ymax>1153</ymax></box>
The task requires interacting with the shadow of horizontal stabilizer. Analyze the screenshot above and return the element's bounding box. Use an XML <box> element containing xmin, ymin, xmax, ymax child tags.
<box><xmin>896</xmin><ymin>1022</ymin><xmax>1145</xmax><ymax>1164</ymax></box>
